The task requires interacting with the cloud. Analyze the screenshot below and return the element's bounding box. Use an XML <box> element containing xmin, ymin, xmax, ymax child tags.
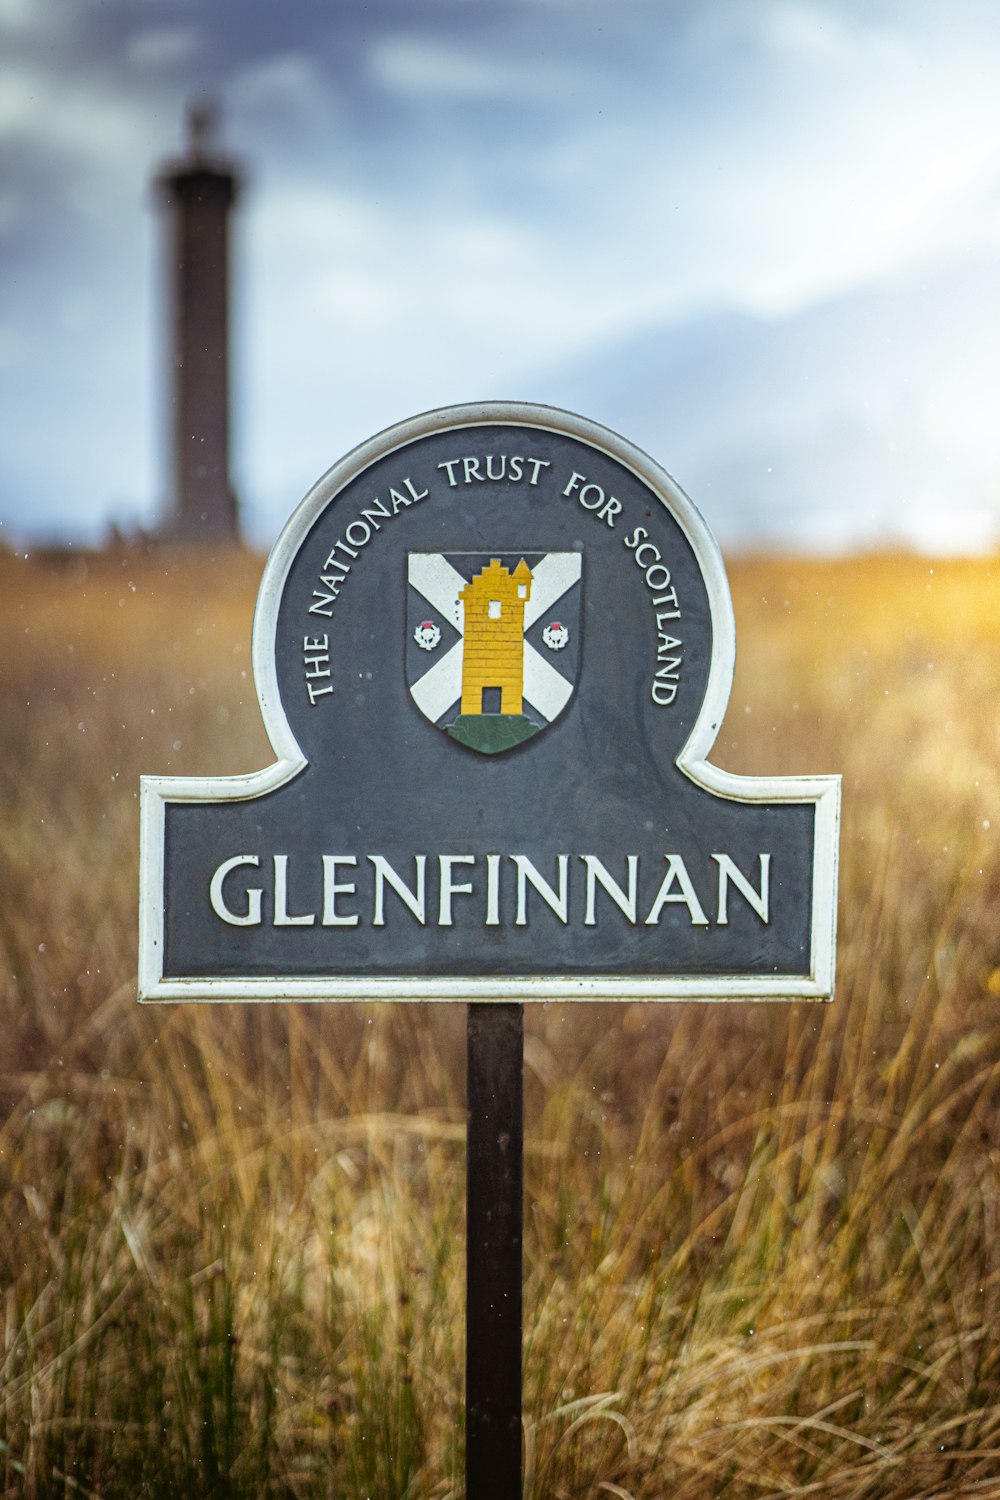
<box><xmin>509</xmin><ymin>2</ymin><xmax>1000</xmax><ymax>325</ymax></box>
<box><xmin>528</xmin><ymin>257</ymin><xmax>1000</xmax><ymax>551</ymax></box>
<box><xmin>0</xmin><ymin>78</ymin><xmax>36</xmax><ymax>142</ymax></box>
<box><xmin>368</xmin><ymin>33</ymin><xmax>591</xmax><ymax>101</ymax></box>
<box><xmin>247</xmin><ymin>172</ymin><xmax>643</xmax><ymax>386</ymax></box>
<box><xmin>0</xmin><ymin>58</ymin><xmax>159</xmax><ymax>178</ymax></box>
<box><xmin>230</xmin><ymin>52</ymin><xmax>333</xmax><ymax>123</ymax></box>
<box><xmin>0</xmin><ymin>0</ymin><xmax>45</xmax><ymax>30</ymax></box>
<box><xmin>125</xmin><ymin>25</ymin><xmax>201</xmax><ymax>71</ymax></box>
<box><xmin>0</xmin><ymin>326</ymin><xmax>25</xmax><ymax>369</ymax></box>
<box><xmin>0</xmin><ymin>190</ymin><xmax>20</xmax><ymax>234</ymax></box>
<box><xmin>686</xmin><ymin>0</ymin><xmax>909</xmax><ymax>68</ymax></box>
<box><xmin>749</xmin><ymin>0</ymin><xmax>906</xmax><ymax>66</ymax></box>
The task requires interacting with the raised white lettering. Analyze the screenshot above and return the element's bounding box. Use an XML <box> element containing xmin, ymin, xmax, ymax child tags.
<box><xmin>322</xmin><ymin>855</ymin><xmax>359</xmax><ymax>926</ymax></box>
<box><xmin>308</xmin><ymin>591</ymin><xmax>337</xmax><ymax>618</ymax></box>
<box><xmin>203</xmin><ymin>850</ymin><xmax>775</xmax><ymax>932</ymax></box>
<box><xmin>359</xmin><ymin>497</ymin><xmax>390</xmax><ymax>529</ymax></box>
<box><xmin>644</xmin><ymin>855</ymin><xmax>709</xmax><ymax>926</ymax></box>
<box><xmin>512</xmin><ymin>854</ymin><xmax>569</xmax><ymax>926</ymax></box>
<box><xmin>369</xmin><ymin>855</ymin><xmax>426</xmax><ymax>926</ymax></box>
<box><xmin>344</xmin><ymin>520</ymin><xmax>371</xmax><ymax>550</ymax></box>
<box><xmin>486</xmin><ymin>853</ymin><xmax>501</xmax><ymax>926</ymax></box>
<box><xmin>651</xmin><ymin>680</ymin><xmax>678</xmax><ymax>707</ymax></box>
<box><xmin>209</xmin><ymin>855</ymin><xmax>262</xmax><ymax>926</ymax></box>
<box><xmin>438</xmin><ymin>854</ymin><xmax>475</xmax><ymax>926</ymax></box>
<box><xmin>582</xmin><ymin>854</ymin><xmax>638</xmax><ymax>925</ymax></box>
<box><xmin>436</xmin><ymin>455</ymin><xmax>549</xmax><ymax>488</ymax></box>
<box><xmin>561</xmin><ymin>470</ymin><xmax>620</xmax><ymax>523</ymax></box>
<box><xmin>304</xmin><ymin>634</ymin><xmax>334</xmax><ymax>705</ymax></box>
<box><xmin>273</xmin><ymin>853</ymin><xmax>315</xmax><ymax>926</ymax></box>
<box><xmin>713</xmin><ymin>853</ymin><xmax>771</xmax><ymax>925</ymax></box>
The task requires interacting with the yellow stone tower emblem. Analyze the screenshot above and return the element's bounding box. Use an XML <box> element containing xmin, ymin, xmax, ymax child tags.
<box><xmin>459</xmin><ymin>558</ymin><xmax>533</xmax><ymax>717</ymax></box>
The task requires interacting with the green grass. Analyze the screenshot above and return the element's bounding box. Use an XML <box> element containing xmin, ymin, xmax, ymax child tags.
<box><xmin>1</xmin><ymin>546</ymin><xmax>999</xmax><ymax>1496</ymax></box>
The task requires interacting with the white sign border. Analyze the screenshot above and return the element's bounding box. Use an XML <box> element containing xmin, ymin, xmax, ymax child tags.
<box><xmin>139</xmin><ymin>401</ymin><xmax>840</xmax><ymax>1004</ymax></box>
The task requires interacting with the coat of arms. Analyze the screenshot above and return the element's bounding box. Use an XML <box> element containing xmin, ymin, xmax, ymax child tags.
<box><xmin>406</xmin><ymin>551</ymin><xmax>582</xmax><ymax>753</ymax></box>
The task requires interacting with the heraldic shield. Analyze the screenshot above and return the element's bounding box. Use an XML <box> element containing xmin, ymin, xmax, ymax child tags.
<box><xmin>406</xmin><ymin>550</ymin><xmax>583</xmax><ymax>754</ymax></box>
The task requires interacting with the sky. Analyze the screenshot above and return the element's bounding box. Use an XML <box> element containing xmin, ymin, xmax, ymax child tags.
<box><xmin>2</xmin><ymin>0</ymin><xmax>1000</xmax><ymax>552</ymax></box>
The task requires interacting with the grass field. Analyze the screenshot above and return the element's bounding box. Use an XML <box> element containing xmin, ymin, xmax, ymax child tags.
<box><xmin>1</xmin><ymin>543</ymin><xmax>999</xmax><ymax>1498</ymax></box>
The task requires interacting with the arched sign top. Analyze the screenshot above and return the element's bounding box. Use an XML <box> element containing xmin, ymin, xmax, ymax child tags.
<box><xmin>140</xmin><ymin>402</ymin><xmax>840</xmax><ymax>1003</ymax></box>
<box><xmin>252</xmin><ymin>403</ymin><xmax>735</xmax><ymax>777</ymax></box>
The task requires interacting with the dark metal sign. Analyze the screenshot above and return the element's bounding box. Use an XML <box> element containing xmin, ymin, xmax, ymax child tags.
<box><xmin>139</xmin><ymin>403</ymin><xmax>839</xmax><ymax>1002</ymax></box>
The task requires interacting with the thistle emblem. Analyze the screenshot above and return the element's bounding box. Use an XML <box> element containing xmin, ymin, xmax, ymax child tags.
<box><xmin>413</xmin><ymin>620</ymin><xmax>441</xmax><ymax>651</ymax></box>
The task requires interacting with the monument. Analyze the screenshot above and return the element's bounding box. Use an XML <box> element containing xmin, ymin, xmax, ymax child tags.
<box><xmin>154</xmin><ymin>102</ymin><xmax>241</xmax><ymax>543</ymax></box>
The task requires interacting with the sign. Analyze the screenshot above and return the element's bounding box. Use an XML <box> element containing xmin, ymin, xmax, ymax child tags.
<box><xmin>139</xmin><ymin>402</ymin><xmax>840</xmax><ymax>1003</ymax></box>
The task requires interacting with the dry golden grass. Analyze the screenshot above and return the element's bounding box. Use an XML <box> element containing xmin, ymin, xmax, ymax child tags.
<box><xmin>1</xmin><ymin>543</ymin><xmax>999</xmax><ymax>1498</ymax></box>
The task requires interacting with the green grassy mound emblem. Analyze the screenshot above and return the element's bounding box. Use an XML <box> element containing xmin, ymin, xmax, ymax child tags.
<box><xmin>445</xmin><ymin>714</ymin><xmax>541</xmax><ymax>755</ymax></box>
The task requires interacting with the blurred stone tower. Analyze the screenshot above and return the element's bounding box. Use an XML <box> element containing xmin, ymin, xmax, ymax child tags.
<box><xmin>155</xmin><ymin>101</ymin><xmax>241</xmax><ymax>542</ymax></box>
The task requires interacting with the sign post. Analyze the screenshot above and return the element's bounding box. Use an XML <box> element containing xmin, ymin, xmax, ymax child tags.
<box><xmin>139</xmin><ymin>402</ymin><xmax>840</xmax><ymax>1496</ymax></box>
<box><xmin>466</xmin><ymin>1002</ymin><xmax>523</xmax><ymax>1497</ymax></box>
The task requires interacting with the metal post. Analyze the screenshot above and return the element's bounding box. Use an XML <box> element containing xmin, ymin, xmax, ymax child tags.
<box><xmin>466</xmin><ymin>1002</ymin><xmax>523</xmax><ymax>1498</ymax></box>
